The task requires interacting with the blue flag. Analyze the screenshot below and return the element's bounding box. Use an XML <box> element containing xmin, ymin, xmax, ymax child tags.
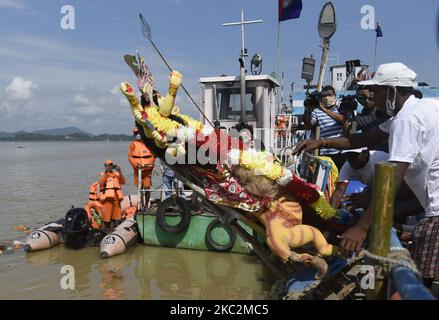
<box><xmin>278</xmin><ymin>0</ymin><xmax>303</xmax><ymax>22</ymax></box>
<box><xmin>375</xmin><ymin>22</ymin><xmax>383</xmax><ymax>37</ymax></box>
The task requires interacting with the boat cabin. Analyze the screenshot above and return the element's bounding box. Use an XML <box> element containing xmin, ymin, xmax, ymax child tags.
<box><xmin>199</xmin><ymin>74</ymin><xmax>300</xmax><ymax>154</ymax></box>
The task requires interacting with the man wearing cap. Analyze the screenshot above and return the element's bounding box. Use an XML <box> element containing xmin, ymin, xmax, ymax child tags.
<box><xmin>99</xmin><ymin>159</ymin><xmax>126</xmax><ymax>231</ymax></box>
<box><xmin>330</xmin><ymin>148</ymin><xmax>389</xmax><ymax>209</ymax></box>
<box><xmin>293</xmin><ymin>62</ymin><xmax>439</xmax><ymax>285</ymax></box>
<box><xmin>128</xmin><ymin>128</ymin><xmax>155</xmax><ymax>208</ymax></box>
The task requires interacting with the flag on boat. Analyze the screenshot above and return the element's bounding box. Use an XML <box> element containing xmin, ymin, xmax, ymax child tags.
<box><xmin>278</xmin><ymin>0</ymin><xmax>303</xmax><ymax>22</ymax></box>
<box><xmin>375</xmin><ymin>22</ymin><xmax>383</xmax><ymax>37</ymax></box>
<box><xmin>139</xmin><ymin>13</ymin><xmax>152</xmax><ymax>40</ymax></box>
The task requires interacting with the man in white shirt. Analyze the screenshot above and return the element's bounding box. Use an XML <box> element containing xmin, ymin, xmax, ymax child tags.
<box><xmin>292</xmin><ymin>62</ymin><xmax>439</xmax><ymax>285</ymax></box>
<box><xmin>330</xmin><ymin>148</ymin><xmax>389</xmax><ymax>209</ymax></box>
<box><xmin>338</xmin><ymin>148</ymin><xmax>389</xmax><ymax>186</ymax></box>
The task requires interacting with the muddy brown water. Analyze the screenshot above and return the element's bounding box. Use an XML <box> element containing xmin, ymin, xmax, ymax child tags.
<box><xmin>0</xmin><ymin>141</ymin><xmax>273</xmax><ymax>299</ymax></box>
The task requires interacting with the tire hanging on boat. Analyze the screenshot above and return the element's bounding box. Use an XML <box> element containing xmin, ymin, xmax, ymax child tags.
<box><xmin>156</xmin><ymin>197</ymin><xmax>192</xmax><ymax>234</ymax></box>
<box><xmin>205</xmin><ymin>219</ymin><xmax>237</xmax><ymax>252</ymax></box>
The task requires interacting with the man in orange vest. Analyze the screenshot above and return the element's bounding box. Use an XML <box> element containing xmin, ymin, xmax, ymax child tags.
<box><xmin>128</xmin><ymin>128</ymin><xmax>155</xmax><ymax>208</ymax></box>
<box><xmin>84</xmin><ymin>181</ymin><xmax>103</xmax><ymax>230</ymax></box>
<box><xmin>99</xmin><ymin>159</ymin><xmax>126</xmax><ymax>230</ymax></box>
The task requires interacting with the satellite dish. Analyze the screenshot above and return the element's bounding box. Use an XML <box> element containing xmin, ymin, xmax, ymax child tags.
<box><xmin>318</xmin><ymin>2</ymin><xmax>336</xmax><ymax>40</ymax></box>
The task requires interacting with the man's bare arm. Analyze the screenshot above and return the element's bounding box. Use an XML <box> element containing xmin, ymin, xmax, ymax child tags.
<box><xmin>340</xmin><ymin>162</ymin><xmax>410</xmax><ymax>252</ymax></box>
<box><xmin>292</xmin><ymin>126</ymin><xmax>389</xmax><ymax>155</ymax></box>
<box><xmin>319</xmin><ymin>106</ymin><xmax>344</xmax><ymax>123</ymax></box>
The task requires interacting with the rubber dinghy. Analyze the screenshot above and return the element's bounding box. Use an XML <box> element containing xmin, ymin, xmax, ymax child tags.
<box><xmin>24</xmin><ymin>207</ymin><xmax>139</xmax><ymax>258</ymax></box>
<box><xmin>100</xmin><ymin>217</ymin><xmax>139</xmax><ymax>258</ymax></box>
<box><xmin>24</xmin><ymin>218</ymin><xmax>64</xmax><ymax>252</ymax></box>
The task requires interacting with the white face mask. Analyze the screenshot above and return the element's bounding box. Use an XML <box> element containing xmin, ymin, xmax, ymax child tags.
<box><xmin>385</xmin><ymin>87</ymin><xmax>397</xmax><ymax>117</ymax></box>
<box><xmin>135</xmin><ymin>134</ymin><xmax>141</xmax><ymax>140</ymax></box>
<box><xmin>322</xmin><ymin>96</ymin><xmax>336</xmax><ymax>108</ymax></box>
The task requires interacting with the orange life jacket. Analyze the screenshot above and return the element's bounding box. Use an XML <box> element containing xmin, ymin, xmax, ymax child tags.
<box><xmin>89</xmin><ymin>182</ymin><xmax>100</xmax><ymax>201</ymax></box>
<box><xmin>128</xmin><ymin>140</ymin><xmax>155</xmax><ymax>168</ymax></box>
<box><xmin>84</xmin><ymin>201</ymin><xmax>102</xmax><ymax>230</ymax></box>
<box><xmin>100</xmin><ymin>172</ymin><xmax>123</xmax><ymax>200</ymax></box>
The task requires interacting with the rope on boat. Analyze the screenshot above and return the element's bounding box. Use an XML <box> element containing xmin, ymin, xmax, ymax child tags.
<box><xmin>282</xmin><ymin>247</ymin><xmax>420</xmax><ymax>300</ymax></box>
<box><xmin>361</xmin><ymin>247</ymin><xmax>420</xmax><ymax>276</ymax></box>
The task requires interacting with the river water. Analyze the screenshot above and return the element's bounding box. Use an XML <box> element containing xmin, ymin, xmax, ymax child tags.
<box><xmin>0</xmin><ymin>141</ymin><xmax>273</xmax><ymax>300</ymax></box>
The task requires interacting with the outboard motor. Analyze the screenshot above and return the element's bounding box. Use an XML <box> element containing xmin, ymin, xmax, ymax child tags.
<box><xmin>63</xmin><ymin>208</ymin><xmax>89</xmax><ymax>250</ymax></box>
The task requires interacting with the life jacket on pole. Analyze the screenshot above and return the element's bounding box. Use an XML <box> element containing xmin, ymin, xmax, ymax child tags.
<box><xmin>128</xmin><ymin>140</ymin><xmax>155</xmax><ymax>169</ymax></box>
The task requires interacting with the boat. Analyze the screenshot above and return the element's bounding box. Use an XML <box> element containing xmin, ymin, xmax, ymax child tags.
<box><xmin>24</xmin><ymin>206</ymin><xmax>139</xmax><ymax>259</ymax></box>
<box><xmin>136</xmin><ymin>210</ymin><xmax>254</xmax><ymax>254</ymax></box>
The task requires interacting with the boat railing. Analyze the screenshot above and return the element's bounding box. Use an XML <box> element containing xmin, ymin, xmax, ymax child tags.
<box><xmin>272</xmin><ymin>113</ymin><xmax>306</xmax><ymax>156</ymax></box>
<box><xmin>137</xmin><ymin>165</ymin><xmax>192</xmax><ymax>209</ymax></box>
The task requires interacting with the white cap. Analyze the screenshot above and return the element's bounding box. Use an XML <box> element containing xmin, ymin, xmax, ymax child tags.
<box><xmin>341</xmin><ymin>147</ymin><xmax>368</xmax><ymax>155</ymax></box>
<box><xmin>358</xmin><ymin>62</ymin><xmax>417</xmax><ymax>87</ymax></box>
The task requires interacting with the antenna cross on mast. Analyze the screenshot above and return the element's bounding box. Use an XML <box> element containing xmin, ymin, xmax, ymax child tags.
<box><xmin>222</xmin><ymin>10</ymin><xmax>263</xmax><ymax>65</ymax></box>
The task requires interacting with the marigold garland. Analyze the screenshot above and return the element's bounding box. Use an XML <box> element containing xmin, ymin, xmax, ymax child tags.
<box><xmin>308</xmin><ymin>192</ymin><xmax>337</xmax><ymax>220</ymax></box>
<box><xmin>144</xmin><ymin>105</ymin><xmax>181</xmax><ymax>137</ymax></box>
<box><xmin>239</xmin><ymin>150</ymin><xmax>284</xmax><ymax>181</ymax></box>
<box><xmin>178</xmin><ymin>114</ymin><xmax>204</xmax><ymax>131</ymax></box>
<box><xmin>285</xmin><ymin>175</ymin><xmax>321</xmax><ymax>204</ymax></box>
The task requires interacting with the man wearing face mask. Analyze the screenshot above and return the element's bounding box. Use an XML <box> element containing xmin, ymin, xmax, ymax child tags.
<box><xmin>302</xmin><ymin>85</ymin><xmax>345</xmax><ymax>169</ymax></box>
<box><xmin>292</xmin><ymin>62</ymin><xmax>439</xmax><ymax>286</ymax></box>
<box><xmin>344</xmin><ymin>86</ymin><xmax>390</xmax><ymax>152</ymax></box>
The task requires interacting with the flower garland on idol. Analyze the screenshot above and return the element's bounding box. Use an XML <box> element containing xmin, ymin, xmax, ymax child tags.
<box><xmin>233</xmin><ymin>149</ymin><xmax>337</xmax><ymax>220</ymax></box>
<box><xmin>148</xmin><ymin>115</ymin><xmax>337</xmax><ymax>220</ymax></box>
<box><xmin>122</xmin><ymin>81</ymin><xmax>336</xmax><ymax>220</ymax></box>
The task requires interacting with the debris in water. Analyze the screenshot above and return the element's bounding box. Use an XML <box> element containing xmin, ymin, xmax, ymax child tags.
<box><xmin>13</xmin><ymin>241</ymin><xmax>25</xmax><ymax>250</ymax></box>
<box><xmin>14</xmin><ymin>225</ymin><xmax>32</xmax><ymax>234</ymax></box>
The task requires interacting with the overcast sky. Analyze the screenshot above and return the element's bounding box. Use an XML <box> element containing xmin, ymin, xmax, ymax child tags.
<box><xmin>0</xmin><ymin>0</ymin><xmax>438</xmax><ymax>134</ymax></box>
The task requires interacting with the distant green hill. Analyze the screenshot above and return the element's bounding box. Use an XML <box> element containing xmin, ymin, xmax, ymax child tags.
<box><xmin>0</xmin><ymin>127</ymin><xmax>131</xmax><ymax>141</ymax></box>
<box><xmin>32</xmin><ymin>127</ymin><xmax>93</xmax><ymax>136</ymax></box>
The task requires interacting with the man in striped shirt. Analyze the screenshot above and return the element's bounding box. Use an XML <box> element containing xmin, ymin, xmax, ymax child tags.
<box><xmin>302</xmin><ymin>86</ymin><xmax>345</xmax><ymax>169</ymax></box>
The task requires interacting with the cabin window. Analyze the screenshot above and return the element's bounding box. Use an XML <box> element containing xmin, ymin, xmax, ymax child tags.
<box><xmin>217</xmin><ymin>87</ymin><xmax>256</xmax><ymax>121</ymax></box>
<box><xmin>336</xmin><ymin>73</ymin><xmax>343</xmax><ymax>81</ymax></box>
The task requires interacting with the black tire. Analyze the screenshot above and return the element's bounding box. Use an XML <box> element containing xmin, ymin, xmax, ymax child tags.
<box><xmin>156</xmin><ymin>197</ymin><xmax>192</xmax><ymax>234</ymax></box>
<box><xmin>205</xmin><ymin>219</ymin><xmax>236</xmax><ymax>252</ymax></box>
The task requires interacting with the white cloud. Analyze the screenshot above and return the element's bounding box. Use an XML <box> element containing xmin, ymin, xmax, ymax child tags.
<box><xmin>0</xmin><ymin>34</ymin><xmax>202</xmax><ymax>134</ymax></box>
<box><xmin>119</xmin><ymin>98</ymin><xmax>129</xmax><ymax>108</ymax></box>
<box><xmin>72</xmin><ymin>94</ymin><xmax>104</xmax><ymax>116</ymax></box>
<box><xmin>73</xmin><ymin>94</ymin><xmax>90</xmax><ymax>106</ymax></box>
<box><xmin>0</xmin><ymin>0</ymin><xmax>25</xmax><ymax>9</ymax></box>
<box><xmin>110</xmin><ymin>85</ymin><xmax>121</xmax><ymax>95</ymax></box>
<box><xmin>5</xmin><ymin>76</ymin><xmax>36</xmax><ymax>101</ymax></box>
<box><xmin>75</xmin><ymin>105</ymin><xmax>104</xmax><ymax>116</ymax></box>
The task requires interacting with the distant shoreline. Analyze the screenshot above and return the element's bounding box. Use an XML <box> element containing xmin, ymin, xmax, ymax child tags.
<box><xmin>0</xmin><ymin>133</ymin><xmax>132</xmax><ymax>142</ymax></box>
